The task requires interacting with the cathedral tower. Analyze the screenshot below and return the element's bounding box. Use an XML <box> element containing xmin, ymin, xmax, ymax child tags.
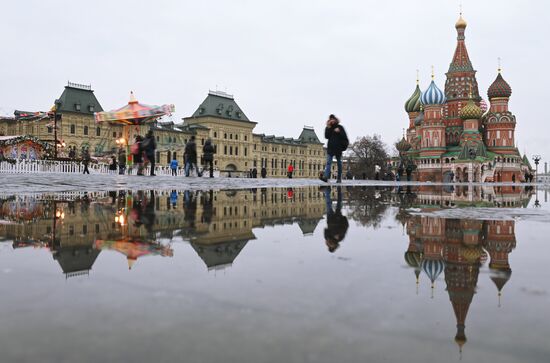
<box><xmin>419</xmin><ymin>74</ymin><xmax>447</xmax><ymax>163</ymax></box>
<box><xmin>485</xmin><ymin>69</ymin><xmax>516</xmax><ymax>153</ymax></box>
<box><xmin>444</xmin><ymin>13</ymin><xmax>480</xmax><ymax>146</ymax></box>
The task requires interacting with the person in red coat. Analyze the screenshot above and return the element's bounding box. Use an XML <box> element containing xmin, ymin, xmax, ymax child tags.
<box><xmin>287</xmin><ymin>163</ymin><xmax>294</xmax><ymax>178</ymax></box>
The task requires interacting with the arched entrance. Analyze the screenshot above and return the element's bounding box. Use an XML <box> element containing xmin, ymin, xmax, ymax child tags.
<box><xmin>225</xmin><ymin>164</ymin><xmax>237</xmax><ymax>171</ymax></box>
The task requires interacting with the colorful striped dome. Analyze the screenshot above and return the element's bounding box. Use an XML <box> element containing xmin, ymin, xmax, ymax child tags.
<box><xmin>460</xmin><ymin>99</ymin><xmax>483</xmax><ymax>120</ymax></box>
<box><xmin>404</xmin><ymin>251</ymin><xmax>423</xmax><ymax>268</ymax></box>
<box><xmin>487</xmin><ymin>72</ymin><xmax>512</xmax><ymax>99</ymax></box>
<box><xmin>421</xmin><ymin>80</ymin><xmax>446</xmax><ymax>106</ymax></box>
<box><xmin>421</xmin><ymin>259</ymin><xmax>445</xmax><ymax>284</ymax></box>
<box><xmin>479</xmin><ymin>99</ymin><xmax>488</xmax><ymax>113</ymax></box>
<box><xmin>405</xmin><ymin>84</ymin><xmax>422</xmax><ymax>113</ymax></box>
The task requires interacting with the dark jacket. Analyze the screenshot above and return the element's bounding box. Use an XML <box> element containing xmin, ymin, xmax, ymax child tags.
<box><xmin>184</xmin><ymin>140</ymin><xmax>197</xmax><ymax>163</ymax></box>
<box><xmin>143</xmin><ymin>135</ymin><xmax>157</xmax><ymax>156</ymax></box>
<box><xmin>118</xmin><ymin>149</ymin><xmax>126</xmax><ymax>166</ymax></box>
<box><xmin>203</xmin><ymin>140</ymin><xmax>215</xmax><ymax>161</ymax></box>
<box><xmin>325</xmin><ymin>123</ymin><xmax>349</xmax><ymax>156</ymax></box>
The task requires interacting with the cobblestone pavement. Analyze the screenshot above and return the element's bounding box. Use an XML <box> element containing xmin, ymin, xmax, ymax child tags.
<box><xmin>0</xmin><ymin>173</ymin><xmax>547</xmax><ymax>194</ymax></box>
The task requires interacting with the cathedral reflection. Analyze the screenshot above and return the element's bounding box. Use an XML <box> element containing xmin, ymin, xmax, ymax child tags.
<box><xmin>400</xmin><ymin>185</ymin><xmax>530</xmax><ymax>356</ymax></box>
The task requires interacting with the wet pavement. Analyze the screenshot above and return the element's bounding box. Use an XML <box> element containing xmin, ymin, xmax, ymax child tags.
<box><xmin>1</xmin><ymin>173</ymin><xmax>549</xmax><ymax>195</ymax></box>
<box><xmin>0</xmin><ymin>185</ymin><xmax>549</xmax><ymax>363</ymax></box>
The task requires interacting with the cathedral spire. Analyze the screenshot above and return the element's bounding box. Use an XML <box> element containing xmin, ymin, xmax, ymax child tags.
<box><xmin>450</xmin><ymin>11</ymin><xmax>473</xmax><ymax>72</ymax></box>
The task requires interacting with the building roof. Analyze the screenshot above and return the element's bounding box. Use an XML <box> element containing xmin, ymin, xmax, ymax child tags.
<box><xmin>190</xmin><ymin>90</ymin><xmax>254</xmax><ymax>123</ymax></box>
<box><xmin>190</xmin><ymin>239</ymin><xmax>249</xmax><ymax>270</ymax></box>
<box><xmin>56</xmin><ymin>82</ymin><xmax>103</xmax><ymax>115</ymax></box>
<box><xmin>298</xmin><ymin>126</ymin><xmax>322</xmax><ymax>144</ymax></box>
<box><xmin>53</xmin><ymin>246</ymin><xmax>101</xmax><ymax>277</ymax></box>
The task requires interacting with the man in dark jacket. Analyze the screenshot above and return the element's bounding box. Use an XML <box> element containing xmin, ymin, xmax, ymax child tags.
<box><xmin>143</xmin><ymin>130</ymin><xmax>157</xmax><ymax>176</ymax></box>
<box><xmin>184</xmin><ymin>136</ymin><xmax>200</xmax><ymax>177</ymax></box>
<box><xmin>202</xmin><ymin>138</ymin><xmax>215</xmax><ymax>178</ymax></box>
<box><xmin>118</xmin><ymin>147</ymin><xmax>126</xmax><ymax>175</ymax></box>
<box><xmin>323</xmin><ymin>186</ymin><xmax>349</xmax><ymax>253</ymax></box>
<box><xmin>81</xmin><ymin>148</ymin><xmax>91</xmax><ymax>174</ymax></box>
<box><xmin>320</xmin><ymin>114</ymin><xmax>349</xmax><ymax>183</ymax></box>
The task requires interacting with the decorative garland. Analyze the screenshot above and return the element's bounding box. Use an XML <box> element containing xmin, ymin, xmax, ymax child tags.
<box><xmin>0</xmin><ymin>135</ymin><xmax>54</xmax><ymax>159</ymax></box>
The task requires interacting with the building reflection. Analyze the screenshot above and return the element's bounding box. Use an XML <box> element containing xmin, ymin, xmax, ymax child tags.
<box><xmin>0</xmin><ymin>186</ymin><xmax>327</xmax><ymax>274</ymax></box>
<box><xmin>400</xmin><ymin>185</ymin><xmax>529</xmax><ymax>356</ymax></box>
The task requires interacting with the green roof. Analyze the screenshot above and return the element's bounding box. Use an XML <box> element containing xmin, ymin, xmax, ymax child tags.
<box><xmin>298</xmin><ymin>127</ymin><xmax>322</xmax><ymax>144</ymax></box>
<box><xmin>56</xmin><ymin>82</ymin><xmax>103</xmax><ymax>115</ymax></box>
<box><xmin>190</xmin><ymin>90</ymin><xmax>254</xmax><ymax>123</ymax></box>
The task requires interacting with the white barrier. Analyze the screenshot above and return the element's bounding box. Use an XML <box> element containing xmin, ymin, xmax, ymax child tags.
<box><xmin>0</xmin><ymin>160</ymin><xmax>221</xmax><ymax>177</ymax></box>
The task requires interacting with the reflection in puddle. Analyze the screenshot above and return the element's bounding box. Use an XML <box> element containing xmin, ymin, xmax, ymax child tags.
<box><xmin>1</xmin><ymin>185</ymin><xmax>546</xmax><ymax>361</ymax></box>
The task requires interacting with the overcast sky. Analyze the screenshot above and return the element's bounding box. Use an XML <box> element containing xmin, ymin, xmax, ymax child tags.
<box><xmin>1</xmin><ymin>0</ymin><xmax>548</xmax><ymax>164</ymax></box>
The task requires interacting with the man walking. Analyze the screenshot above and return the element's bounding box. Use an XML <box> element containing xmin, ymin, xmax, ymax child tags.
<box><xmin>320</xmin><ymin>114</ymin><xmax>348</xmax><ymax>183</ymax></box>
<box><xmin>143</xmin><ymin>130</ymin><xmax>157</xmax><ymax>176</ymax></box>
<box><xmin>81</xmin><ymin>148</ymin><xmax>91</xmax><ymax>174</ymax></box>
<box><xmin>184</xmin><ymin>136</ymin><xmax>200</xmax><ymax>177</ymax></box>
<box><xmin>287</xmin><ymin>163</ymin><xmax>294</xmax><ymax>178</ymax></box>
<box><xmin>118</xmin><ymin>147</ymin><xmax>126</xmax><ymax>175</ymax></box>
<box><xmin>202</xmin><ymin>138</ymin><xmax>215</xmax><ymax>178</ymax></box>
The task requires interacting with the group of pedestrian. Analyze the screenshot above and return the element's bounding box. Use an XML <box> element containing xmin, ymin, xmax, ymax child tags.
<box><xmin>129</xmin><ymin>130</ymin><xmax>157</xmax><ymax>176</ymax></box>
<box><xmin>78</xmin><ymin>113</ymin><xmax>352</xmax><ymax>181</ymax></box>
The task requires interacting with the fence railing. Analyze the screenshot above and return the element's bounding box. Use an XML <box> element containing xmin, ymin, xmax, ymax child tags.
<box><xmin>0</xmin><ymin>160</ymin><xmax>222</xmax><ymax>177</ymax></box>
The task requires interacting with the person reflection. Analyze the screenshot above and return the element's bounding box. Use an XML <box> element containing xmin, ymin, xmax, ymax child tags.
<box><xmin>170</xmin><ymin>190</ymin><xmax>178</xmax><ymax>208</ymax></box>
<box><xmin>184</xmin><ymin>190</ymin><xmax>197</xmax><ymax>228</ymax></box>
<box><xmin>141</xmin><ymin>191</ymin><xmax>156</xmax><ymax>236</ymax></box>
<box><xmin>202</xmin><ymin>190</ymin><xmax>214</xmax><ymax>224</ymax></box>
<box><xmin>323</xmin><ymin>186</ymin><xmax>349</xmax><ymax>253</ymax></box>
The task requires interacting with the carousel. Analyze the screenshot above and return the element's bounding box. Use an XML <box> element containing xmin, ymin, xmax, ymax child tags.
<box><xmin>94</xmin><ymin>92</ymin><xmax>174</xmax><ymax>167</ymax></box>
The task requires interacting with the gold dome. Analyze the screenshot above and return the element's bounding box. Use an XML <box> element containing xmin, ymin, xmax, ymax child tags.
<box><xmin>455</xmin><ymin>15</ymin><xmax>467</xmax><ymax>29</ymax></box>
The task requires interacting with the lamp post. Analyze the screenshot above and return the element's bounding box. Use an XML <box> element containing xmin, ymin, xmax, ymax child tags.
<box><xmin>53</xmin><ymin>99</ymin><xmax>62</xmax><ymax>159</ymax></box>
<box><xmin>532</xmin><ymin>155</ymin><xmax>541</xmax><ymax>183</ymax></box>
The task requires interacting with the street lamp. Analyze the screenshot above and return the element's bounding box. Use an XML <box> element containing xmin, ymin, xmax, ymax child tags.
<box><xmin>53</xmin><ymin>99</ymin><xmax>62</xmax><ymax>159</ymax></box>
<box><xmin>532</xmin><ymin>155</ymin><xmax>541</xmax><ymax>183</ymax></box>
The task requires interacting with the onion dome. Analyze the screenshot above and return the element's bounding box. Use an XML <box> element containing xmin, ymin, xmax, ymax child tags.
<box><xmin>459</xmin><ymin>99</ymin><xmax>483</xmax><ymax>120</ymax></box>
<box><xmin>421</xmin><ymin>259</ymin><xmax>445</xmax><ymax>286</ymax></box>
<box><xmin>414</xmin><ymin>108</ymin><xmax>424</xmax><ymax>126</ymax></box>
<box><xmin>461</xmin><ymin>246</ymin><xmax>482</xmax><ymax>262</ymax></box>
<box><xmin>421</xmin><ymin>80</ymin><xmax>446</xmax><ymax>105</ymax></box>
<box><xmin>455</xmin><ymin>14</ymin><xmax>467</xmax><ymax>29</ymax></box>
<box><xmin>479</xmin><ymin>249</ymin><xmax>488</xmax><ymax>266</ymax></box>
<box><xmin>487</xmin><ymin>72</ymin><xmax>512</xmax><ymax>99</ymax></box>
<box><xmin>396</xmin><ymin>137</ymin><xmax>412</xmax><ymax>153</ymax></box>
<box><xmin>405</xmin><ymin>251</ymin><xmax>422</xmax><ymax>268</ymax></box>
<box><xmin>479</xmin><ymin>99</ymin><xmax>488</xmax><ymax>114</ymax></box>
<box><xmin>489</xmin><ymin>267</ymin><xmax>512</xmax><ymax>293</ymax></box>
<box><xmin>405</xmin><ymin>84</ymin><xmax>422</xmax><ymax>113</ymax></box>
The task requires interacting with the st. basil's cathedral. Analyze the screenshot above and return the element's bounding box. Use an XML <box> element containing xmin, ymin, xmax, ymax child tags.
<box><xmin>401</xmin><ymin>13</ymin><xmax>531</xmax><ymax>182</ymax></box>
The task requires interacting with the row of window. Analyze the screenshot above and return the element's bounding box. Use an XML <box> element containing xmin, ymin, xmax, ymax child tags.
<box><xmin>212</xmin><ymin>131</ymin><xmax>249</xmax><ymax>142</ymax></box>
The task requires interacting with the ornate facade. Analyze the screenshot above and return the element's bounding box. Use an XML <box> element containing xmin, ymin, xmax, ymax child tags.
<box><xmin>0</xmin><ymin>86</ymin><xmax>325</xmax><ymax>177</ymax></box>
<box><xmin>403</xmin><ymin>14</ymin><xmax>530</xmax><ymax>182</ymax></box>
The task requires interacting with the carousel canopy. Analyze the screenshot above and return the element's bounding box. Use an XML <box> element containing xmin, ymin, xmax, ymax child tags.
<box><xmin>94</xmin><ymin>92</ymin><xmax>175</xmax><ymax>125</ymax></box>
